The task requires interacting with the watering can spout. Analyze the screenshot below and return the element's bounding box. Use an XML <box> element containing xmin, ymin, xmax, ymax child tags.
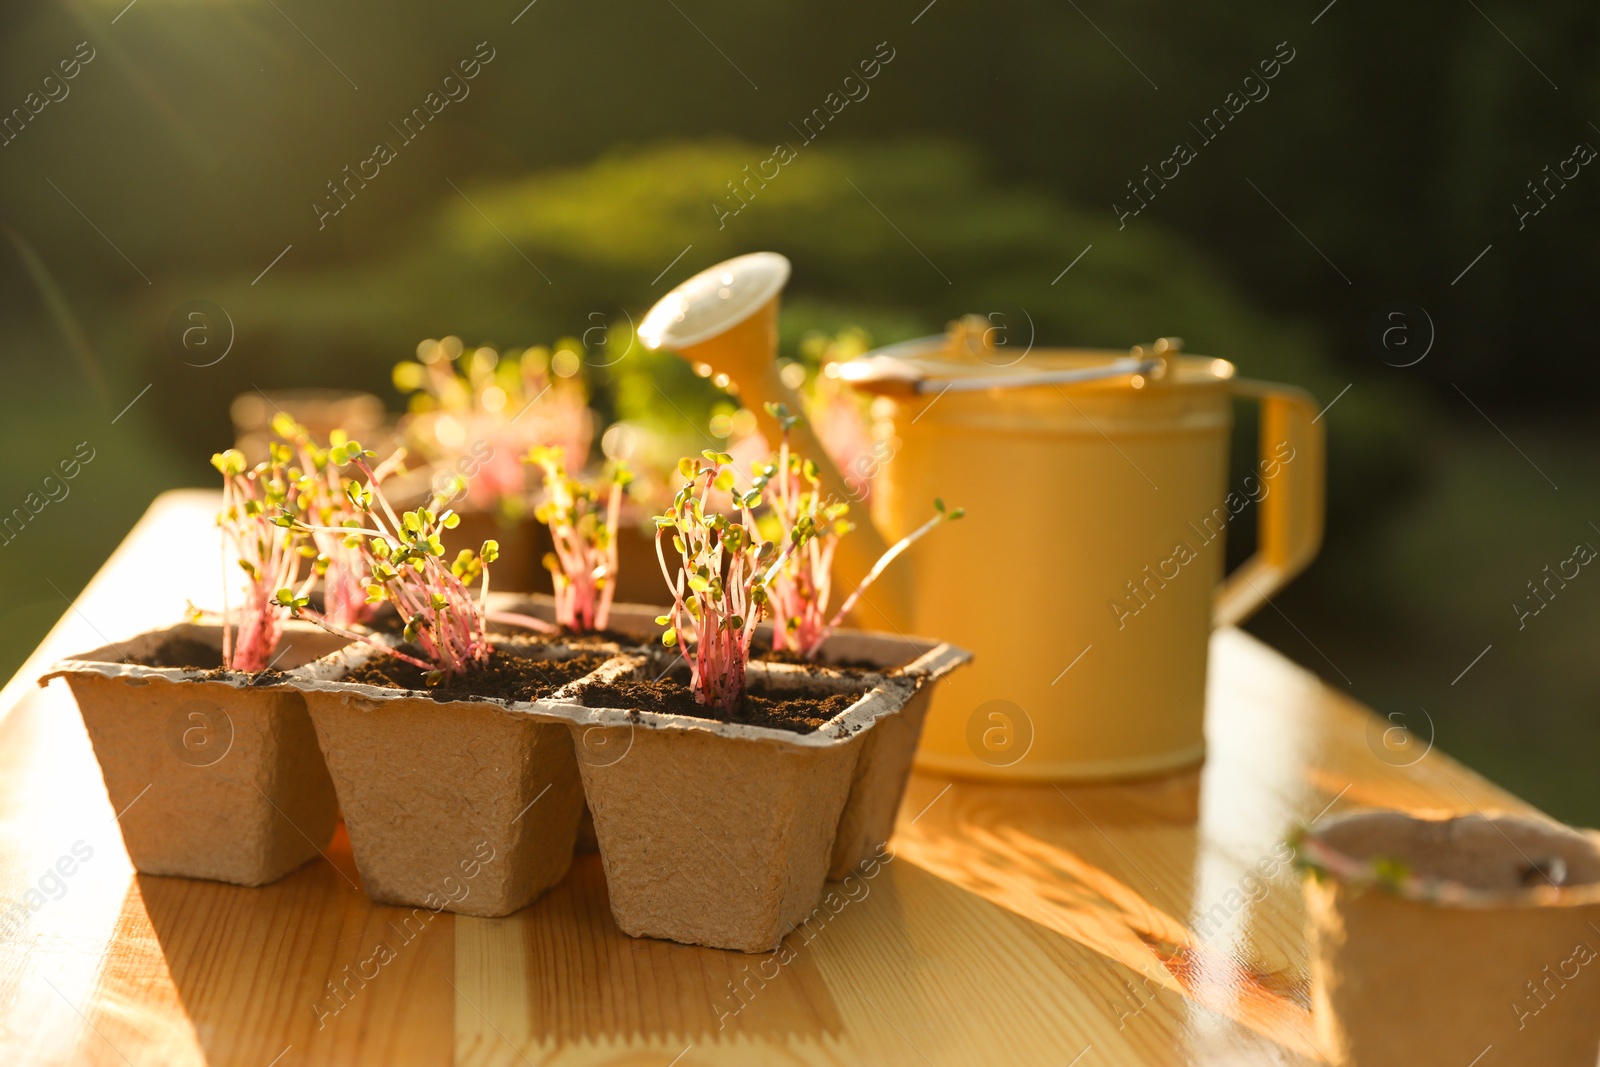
<box><xmin>638</xmin><ymin>252</ymin><xmax>915</xmax><ymax>630</ymax></box>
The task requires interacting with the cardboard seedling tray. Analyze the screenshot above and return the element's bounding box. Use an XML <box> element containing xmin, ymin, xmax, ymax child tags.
<box><xmin>62</xmin><ymin>597</ymin><xmax>971</xmax><ymax>951</ymax></box>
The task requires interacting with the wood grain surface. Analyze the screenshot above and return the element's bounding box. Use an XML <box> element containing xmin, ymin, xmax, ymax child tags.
<box><xmin>0</xmin><ymin>491</ymin><xmax>1534</xmax><ymax>1065</ymax></box>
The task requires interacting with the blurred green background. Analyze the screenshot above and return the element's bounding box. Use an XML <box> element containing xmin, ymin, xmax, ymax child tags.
<box><xmin>2</xmin><ymin>1</ymin><xmax>1596</xmax><ymax>818</ymax></box>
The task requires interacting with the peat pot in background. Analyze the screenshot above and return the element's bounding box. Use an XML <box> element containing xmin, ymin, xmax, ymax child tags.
<box><xmin>231</xmin><ymin>389</ymin><xmax>386</xmax><ymax>465</ymax></box>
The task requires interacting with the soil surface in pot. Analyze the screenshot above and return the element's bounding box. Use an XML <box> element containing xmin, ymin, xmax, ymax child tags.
<box><xmin>121</xmin><ymin>636</ymin><xmax>293</xmax><ymax>686</ymax></box>
<box><xmin>575</xmin><ymin>673</ymin><xmax>863</xmax><ymax>734</ymax></box>
<box><xmin>345</xmin><ymin>646</ymin><xmax>609</xmax><ymax>703</ymax></box>
<box><xmin>124</xmin><ymin>636</ymin><xmax>225</xmax><ymax>670</ymax></box>
<box><xmin>378</xmin><ymin>609</ymin><xmax>645</xmax><ymax>649</ymax></box>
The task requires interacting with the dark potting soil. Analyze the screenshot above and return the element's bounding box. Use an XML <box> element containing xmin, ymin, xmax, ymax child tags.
<box><xmin>344</xmin><ymin>647</ymin><xmax>609</xmax><ymax>703</ymax></box>
<box><xmin>124</xmin><ymin>636</ymin><xmax>224</xmax><ymax>670</ymax></box>
<box><xmin>383</xmin><ymin>610</ymin><xmax>645</xmax><ymax>649</ymax></box>
<box><xmin>575</xmin><ymin>675</ymin><xmax>862</xmax><ymax>734</ymax></box>
<box><xmin>122</xmin><ymin>636</ymin><xmax>292</xmax><ymax>686</ymax></box>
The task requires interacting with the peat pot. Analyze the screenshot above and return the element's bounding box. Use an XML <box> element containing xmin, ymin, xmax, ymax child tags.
<box><xmin>549</xmin><ymin>628</ymin><xmax>970</xmax><ymax>953</ymax></box>
<box><xmin>42</xmin><ymin>621</ymin><xmax>347</xmax><ymax>886</ymax></box>
<box><xmin>286</xmin><ymin>635</ymin><xmax>600</xmax><ymax>917</ymax></box>
<box><xmin>488</xmin><ymin>595</ymin><xmax>960</xmax><ymax>879</ymax></box>
<box><xmin>1298</xmin><ymin>809</ymin><xmax>1600</xmax><ymax>1067</ymax></box>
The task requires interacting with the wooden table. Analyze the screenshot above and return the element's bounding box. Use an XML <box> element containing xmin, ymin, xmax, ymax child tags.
<box><xmin>0</xmin><ymin>491</ymin><xmax>1531</xmax><ymax>1066</ymax></box>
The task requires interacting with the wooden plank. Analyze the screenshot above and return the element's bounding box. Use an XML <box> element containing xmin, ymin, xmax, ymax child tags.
<box><xmin>0</xmin><ymin>491</ymin><xmax>1539</xmax><ymax>1065</ymax></box>
<box><xmin>0</xmin><ymin>684</ymin><xmax>456</xmax><ymax>1067</ymax></box>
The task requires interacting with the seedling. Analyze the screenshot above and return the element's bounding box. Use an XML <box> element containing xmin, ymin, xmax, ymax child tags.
<box><xmin>278</xmin><ymin>442</ymin><xmax>553</xmax><ymax>683</ymax></box>
<box><xmin>752</xmin><ymin>404</ymin><xmax>849</xmax><ymax>658</ymax></box>
<box><xmin>654</xmin><ymin>450</ymin><xmax>807</xmax><ymax>713</ymax></box>
<box><xmin>211</xmin><ymin>446</ymin><xmax>311</xmax><ymax>672</ymax></box>
<box><xmin>756</xmin><ymin>404</ymin><xmax>963</xmax><ymax>661</ymax></box>
<box><xmin>525</xmin><ymin>446</ymin><xmax>631</xmax><ymax>633</ymax></box>
<box><xmin>270</xmin><ymin>413</ymin><xmax>398</xmax><ymax>628</ymax></box>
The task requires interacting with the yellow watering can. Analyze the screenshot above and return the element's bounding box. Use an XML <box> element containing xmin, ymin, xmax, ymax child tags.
<box><xmin>640</xmin><ymin>252</ymin><xmax>1324</xmax><ymax>781</ymax></box>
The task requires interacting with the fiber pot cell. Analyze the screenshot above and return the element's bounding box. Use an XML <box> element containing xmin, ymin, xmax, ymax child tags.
<box><xmin>42</xmin><ymin>621</ymin><xmax>347</xmax><ymax>887</ymax></box>
<box><xmin>801</xmin><ymin>627</ymin><xmax>971</xmax><ymax>880</ymax></box>
<box><xmin>288</xmin><ymin>636</ymin><xmax>600</xmax><ymax>917</ymax></box>
<box><xmin>552</xmin><ymin>637</ymin><xmax>968</xmax><ymax>954</ymax></box>
<box><xmin>1299</xmin><ymin>809</ymin><xmax>1600</xmax><ymax>1067</ymax></box>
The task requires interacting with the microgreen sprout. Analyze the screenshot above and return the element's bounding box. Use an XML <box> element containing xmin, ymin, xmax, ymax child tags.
<box><xmin>277</xmin><ymin>441</ymin><xmax>551</xmax><ymax>684</ymax></box>
<box><xmin>752</xmin><ymin>404</ymin><xmax>850</xmax><ymax>659</ymax></box>
<box><xmin>654</xmin><ymin>450</ymin><xmax>808</xmax><ymax>714</ymax></box>
<box><xmin>211</xmin><ymin>445</ymin><xmax>311</xmax><ymax>672</ymax></box>
<box><xmin>756</xmin><ymin>404</ymin><xmax>963</xmax><ymax>661</ymax></box>
<box><xmin>270</xmin><ymin>413</ymin><xmax>401</xmax><ymax>629</ymax></box>
<box><xmin>526</xmin><ymin>446</ymin><xmax>632</xmax><ymax>633</ymax></box>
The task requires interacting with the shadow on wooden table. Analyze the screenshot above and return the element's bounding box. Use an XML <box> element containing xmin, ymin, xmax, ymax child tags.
<box><xmin>470</xmin><ymin>853</ymin><xmax>849</xmax><ymax>1043</ymax></box>
<box><xmin>127</xmin><ymin>825</ymin><xmax>455</xmax><ymax>1067</ymax></box>
<box><xmin>128</xmin><ymin>834</ymin><xmax>856</xmax><ymax>1065</ymax></box>
<box><xmin>452</xmin><ymin>771</ymin><xmax>1220</xmax><ymax>1065</ymax></box>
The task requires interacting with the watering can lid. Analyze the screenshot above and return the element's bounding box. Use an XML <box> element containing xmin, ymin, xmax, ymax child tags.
<box><xmin>829</xmin><ymin>319</ymin><xmax>1231</xmax><ymax>397</ymax></box>
<box><xmin>639</xmin><ymin>252</ymin><xmax>790</xmax><ymax>351</ymax></box>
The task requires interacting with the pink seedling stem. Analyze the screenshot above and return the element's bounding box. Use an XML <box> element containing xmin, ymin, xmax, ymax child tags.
<box><xmin>526</xmin><ymin>446</ymin><xmax>631</xmax><ymax>633</ymax></box>
<box><xmin>817</xmin><ymin>505</ymin><xmax>959</xmax><ymax>646</ymax></box>
<box><xmin>759</xmin><ymin>404</ymin><xmax>962</xmax><ymax>661</ymax></box>
<box><xmin>271</xmin><ymin>414</ymin><xmax>404</xmax><ymax>629</ymax></box>
<box><xmin>758</xmin><ymin>408</ymin><xmax>844</xmax><ymax>659</ymax></box>
<box><xmin>655</xmin><ymin>450</ymin><xmax>805</xmax><ymax>714</ymax></box>
<box><xmin>212</xmin><ymin>446</ymin><xmax>313</xmax><ymax>672</ymax></box>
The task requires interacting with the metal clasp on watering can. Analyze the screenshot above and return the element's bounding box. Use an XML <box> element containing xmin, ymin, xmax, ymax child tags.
<box><xmin>641</xmin><ymin>253</ymin><xmax>1324</xmax><ymax>781</ymax></box>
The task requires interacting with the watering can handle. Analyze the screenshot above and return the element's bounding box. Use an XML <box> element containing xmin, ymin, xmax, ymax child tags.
<box><xmin>1212</xmin><ymin>380</ymin><xmax>1326</xmax><ymax>629</ymax></box>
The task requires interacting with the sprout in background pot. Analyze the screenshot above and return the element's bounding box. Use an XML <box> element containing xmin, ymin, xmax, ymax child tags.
<box><xmin>526</xmin><ymin>446</ymin><xmax>632</xmax><ymax>633</ymax></box>
<box><xmin>654</xmin><ymin>450</ymin><xmax>806</xmax><ymax>713</ymax></box>
<box><xmin>210</xmin><ymin>445</ymin><xmax>312</xmax><ymax>672</ymax></box>
<box><xmin>279</xmin><ymin>441</ymin><xmax>555</xmax><ymax>683</ymax></box>
<box><xmin>757</xmin><ymin>404</ymin><xmax>963</xmax><ymax>662</ymax></box>
<box><xmin>393</xmin><ymin>336</ymin><xmax>593</xmax><ymax>517</ymax></box>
